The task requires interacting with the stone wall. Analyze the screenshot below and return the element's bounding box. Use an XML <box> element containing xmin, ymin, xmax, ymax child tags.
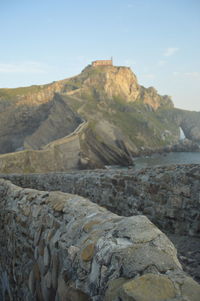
<box><xmin>1</xmin><ymin>179</ymin><xmax>200</xmax><ymax>300</ymax></box>
<box><xmin>0</xmin><ymin>133</ymin><xmax>81</xmax><ymax>174</ymax></box>
<box><xmin>3</xmin><ymin>164</ymin><xmax>200</xmax><ymax>236</ymax></box>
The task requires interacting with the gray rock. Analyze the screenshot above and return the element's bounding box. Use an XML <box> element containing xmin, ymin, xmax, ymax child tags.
<box><xmin>0</xmin><ymin>178</ymin><xmax>200</xmax><ymax>300</ymax></box>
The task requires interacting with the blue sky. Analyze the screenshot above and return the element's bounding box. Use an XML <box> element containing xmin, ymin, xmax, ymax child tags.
<box><xmin>0</xmin><ymin>0</ymin><xmax>200</xmax><ymax>111</ymax></box>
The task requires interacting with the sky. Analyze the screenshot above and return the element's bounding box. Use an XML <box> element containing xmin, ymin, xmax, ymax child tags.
<box><xmin>0</xmin><ymin>0</ymin><xmax>200</xmax><ymax>111</ymax></box>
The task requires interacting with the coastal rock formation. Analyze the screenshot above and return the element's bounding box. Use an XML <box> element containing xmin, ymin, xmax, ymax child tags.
<box><xmin>0</xmin><ymin>63</ymin><xmax>200</xmax><ymax>172</ymax></box>
<box><xmin>77</xmin><ymin>65</ymin><xmax>141</xmax><ymax>102</ymax></box>
<box><xmin>24</xmin><ymin>93</ymin><xmax>82</xmax><ymax>150</ymax></box>
<box><xmin>1</xmin><ymin>179</ymin><xmax>200</xmax><ymax>300</ymax></box>
<box><xmin>160</xmin><ymin>108</ymin><xmax>200</xmax><ymax>143</ymax></box>
<box><xmin>0</xmin><ymin>66</ymin><xmax>179</xmax><ymax>172</ymax></box>
<box><xmin>178</xmin><ymin>110</ymin><xmax>200</xmax><ymax>142</ymax></box>
<box><xmin>0</xmin><ymin>82</ymin><xmax>64</xmax><ymax>154</ymax></box>
<box><xmin>139</xmin><ymin>86</ymin><xmax>172</xmax><ymax>110</ymax></box>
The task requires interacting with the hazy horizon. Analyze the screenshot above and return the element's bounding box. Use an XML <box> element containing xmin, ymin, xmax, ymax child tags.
<box><xmin>1</xmin><ymin>0</ymin><xmax>200</xmax><ymax>111</ymax></box>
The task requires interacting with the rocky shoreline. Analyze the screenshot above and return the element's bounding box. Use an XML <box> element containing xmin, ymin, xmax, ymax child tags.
<box><xmin>132</xmin><ymin>138</ymin><xmax>200</xmax><ymax>158</ymax></box>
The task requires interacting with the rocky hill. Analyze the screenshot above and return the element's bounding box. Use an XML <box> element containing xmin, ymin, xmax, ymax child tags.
<box><xmin>0</xmin><ymin>63</ymin><xmax>199</xmax><ymax>172</ymax></box>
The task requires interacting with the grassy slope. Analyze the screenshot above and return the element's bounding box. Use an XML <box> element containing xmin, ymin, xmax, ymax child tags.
<box><xmin>0</xmin><ymin>67</ymin><xmax>181</xmax><ymax>154</ymax></box>
<box><xmin>0</xmin><ymin>85</ymin><xmax>48</xmax><ymax>99</ymax></box>
<box><xmin>64</xmin><ymin>93</ymin><xmax>180</xmax><ymax>150</ymax></box>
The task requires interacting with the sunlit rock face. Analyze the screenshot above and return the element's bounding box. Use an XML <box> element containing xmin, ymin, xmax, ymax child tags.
<box><xmin>78</xmin><ymin>65</ymin><xmax>141</xmax><ymax>102</ymax></box>
<box><xmin>0</xmin><ymin>63</ymin><xmax>200</xmax><ymax>173</ymax></box>
<box><xmin>70</xmin><ymin>65</ymin><xmax>173</xmax><ymax>109</ymax></box>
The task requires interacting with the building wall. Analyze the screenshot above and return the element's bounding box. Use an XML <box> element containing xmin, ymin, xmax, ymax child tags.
<box><xmin>92</xmin><ymin>60</ymin><xmax>113</xmax><ymax>67</ymax></box>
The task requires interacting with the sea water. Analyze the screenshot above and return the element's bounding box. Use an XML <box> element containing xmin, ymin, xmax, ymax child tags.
<box><xmin>133</xmin><ymin>152</ymin><xmax>200</xmax><ymax>170</ymax></box>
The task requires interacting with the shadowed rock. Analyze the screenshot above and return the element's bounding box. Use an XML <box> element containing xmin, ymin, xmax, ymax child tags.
<box><xmin>0</xmin><ymin>179</ymin><xmax>200</xmax><ymax>300</ymax></box>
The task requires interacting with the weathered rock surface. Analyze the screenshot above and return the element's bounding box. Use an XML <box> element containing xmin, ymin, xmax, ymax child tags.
<box><xmin>2</xmin><ymin>64</ymin><xmax>199</xmax><ymax>172</ymax></box>
<box><xmin>161</xmin><ymin>108</ymin><xmax>200</xmax><ymax>143</ymax></box>
<box><xmin>5</xmin><ymin>164</ymin><xmax>200</xmax><ymax>236</ymax></box>
<box><xmin>0</xmin><ymin>179</ymin><xmax>200</xmax><ymax>300</ymax></box>
<box><xmin>1</xmin><ymin>63</ymin><xmax>200</xmax><ymax>172</ymax></box>
<box><xmin>24</xmin><ymin>93</ymin><xmax>82</xmax><ymax>150</ymax></box>
<box><xmin>177</xmin><ymin>109</ymin><xmax>200</xmax><ymax>142</ymax></box>
<box><xmin>77</xmin><ymin>65</ymin><xmax>141</xmax><ymax>103</ymax></box>
<box><xmin>0</xmin><ymin>83</ymin><xmax>68</xmax><ymax>154</ymax></box>
<box><xmin>168</xmin><ymin>234</ymin><xmax>200</xmax><ymax>285</ymax></box>
<box><xmin>3</xmin><ymin>164</ymin><xmax>200</xmax><ymax>283</ymax></box>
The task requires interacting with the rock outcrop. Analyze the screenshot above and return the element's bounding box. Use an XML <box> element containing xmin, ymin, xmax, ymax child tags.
<box><xmin>139</xmin><ymin>86</ymin><xmax>173</xmax><ymax>110</ymax></box>
<box><xmin>75</xmin><ymin>65</ymin><xmax>141</xmax><ymax>102</ymax></box>
<box><xmin>1</xmin><ymin>179</ymin><xmax>200</xmax><ymax>300</ymax></box>
<box><xmin>177</xmin><ymin>109</ymin><xmax>200</xmax><ymax>142</ymax></box>
<box><xmin>0</xmin><ymin>63</ymin><xmax>199</xmax><ymax>172</ymax></box>
<box><xmin>159</xmin><ymin>108</ymin><xmax>200</xmax><ymax>143</ymax></box>
<box><xmin>24</xmin><ymin>93</ymin><xmax>82</xmax><ymax>150</ymax></box>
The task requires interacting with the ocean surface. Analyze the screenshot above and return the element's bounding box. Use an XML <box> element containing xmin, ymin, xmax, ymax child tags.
<box><xmin>133</xmin><ymin>152</ymin><xmax>200</xmax><ymax>170</ymax></box>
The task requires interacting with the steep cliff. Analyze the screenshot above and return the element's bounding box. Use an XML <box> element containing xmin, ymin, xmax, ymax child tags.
<box><xmin>24</xmin><ymin>93</ymin><xmax>82</xmax><ymax>150</ymax></box>
<box><xmin>0</xmin><ymin>64</ymin><xmax>199</xmax><ymax>172</ymax></box>
<box><xmin>61</xmin><ymin>65</ymin><xmax>174</xmax><ymax>110</ymax></box>
<box><xmin>176</xmin><ymin>109</ymin><xmax>200</xmax><ymax>142</ymax></box>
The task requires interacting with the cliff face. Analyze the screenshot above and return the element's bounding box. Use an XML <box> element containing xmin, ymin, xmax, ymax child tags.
<box><xmin>24</xmin><ymin>93</ymin><xmax>82</xmax><ymax>150</ymax></box>
<box><xmin>139</xmin><ymin>86</ymin><xmax>173</xmax><ymax>110</ymax></box>
<box><xmin>178</xmin><ymin>109</ymin><xmax>200</xmax><ymax>142</ymax></box>
<box><xmin>63</xmin><ymin>65</ymin><xmax>174</xmax><ymax>110</ymax></box>
<box><xmin>0</xmin><ymin>64</ymin><xmax>199</xmax><ymax>172</ymax></box>
<box><xmin>76</xmin><ymin>65</ymin><xmax>141</xmax><ymax>102</ymax></box>
<box><xmin>0</xmin><ymin>82</ymin><xmax>81</xmax><ymax>154</ymax></box>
